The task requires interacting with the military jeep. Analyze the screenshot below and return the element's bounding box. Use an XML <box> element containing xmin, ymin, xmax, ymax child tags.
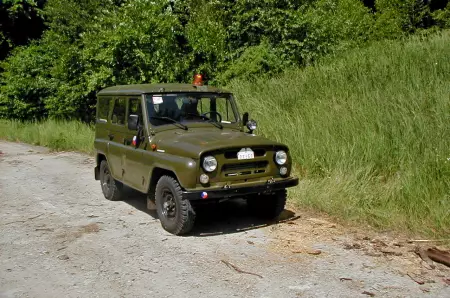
<box><xmin>94</xmin><ymin>78</ymin><xmax>299</xmax><ymax>235</ymax></box>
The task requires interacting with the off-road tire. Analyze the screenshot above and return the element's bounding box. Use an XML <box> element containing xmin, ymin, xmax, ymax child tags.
<box><xmin>99</xmin><ymin>160</ymin><xmax>123</xmax><ymax>201</ymax></box>
<box><xmin>247</xmin><ymin>189</ymin><xmax>287</xmax><ymax>219</ymax></box>
<box><xmin>155</xmin><ymin>175</ymin><xmax>196</xmax><ymax>235</ymax></box>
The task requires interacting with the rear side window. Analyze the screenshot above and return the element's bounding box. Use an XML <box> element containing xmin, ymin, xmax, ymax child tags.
<box><xmin>129</xmin><ymin>98</ymin><xmax>142</xmax><ymax>117</ymax></box>
<box><xmin>112</xmin><ymin>98</ymin><xmax>126</xmax><ymax>125</ymax></box>
<box><xmin>97</xmin><ymin>97</ymin><xmax>110</xmax><ymax>122</ymax></box>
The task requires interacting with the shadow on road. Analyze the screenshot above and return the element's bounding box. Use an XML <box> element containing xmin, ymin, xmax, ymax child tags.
<box><xmin>121</xmin><ymin>186</ymin><xmax>298</xmax><ymax>237</ymax></box>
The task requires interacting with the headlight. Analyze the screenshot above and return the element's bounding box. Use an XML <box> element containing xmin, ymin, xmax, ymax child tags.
<box><xmin>202</xmin><ymin>156</ymin><xmax>217</xmax><ymax>172</ymax></box>
<box><xmin>246</xmin><ymin>120</ymin><xmax>257</xmax><ymax>131</ymax></box>
<box><xmin>275</xmin><ymin>151</ymin><xmax>287</xmax><ymax>165</ymax></box>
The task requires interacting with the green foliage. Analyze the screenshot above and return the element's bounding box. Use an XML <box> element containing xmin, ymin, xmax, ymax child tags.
<box><xmin>374</xmin><ymin>0</ymin><xmax>433</xmax><ymax>38</ymax></box>
<box><xmin>184</xmin><ymin>0</ymin><xmax>228</xmax><ymax>77</ymax></box>
<box><xmin>0</xmin><ymin>0</ymin><xmax>46</xmax><ymax>60</ymax></box>
<box><xmin>432</xmin><ymin>2</ymin><xmax>450</xmax><ymax>28</ymax></box>
<box><xmin>219</xmin><ymin>41</ymin><xmax>287</xmax><ymax>83</ymax></box>
<box><xmin>2</xmin><ymin>0</ymin><xmax>191</xmax><ymax>120</ymax></box>
<box><xmin>0</xmin><ymin>42</ymin><xmax>55</xmax><ymax>120</ymax></box>
<box><xmin>1</xmin><ymin>0</ymin><xmax>450</xmax><ymax>121</ymax></box>
<box><xmin>299</xmin><ymin>0</ymin><xmax>375</xmax><ymax>63</ymax></box>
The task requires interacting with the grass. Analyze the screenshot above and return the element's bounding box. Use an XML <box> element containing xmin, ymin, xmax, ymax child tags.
<box><xmin>0</xmin><ymin>32</ymin><xmax>448</xmax><ymax>237</ymax></box>
<box><xmin>231</xmin><ymin>31</ymin><xmax>450</xmax><ymax>237</ymax></box>
<box><xmin>0</xmin><ymin>119</ymin><xmax>94</xmax><ymax>154</ymax></box>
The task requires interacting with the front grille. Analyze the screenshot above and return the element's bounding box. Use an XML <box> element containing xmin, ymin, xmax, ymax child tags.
<box><xmin>222</xmin><ymin>161</ymin><xmax>268</xmax><ymax>172</ymax></box>
<box><xmin>224</xmin><ymin>148</ymin><xmax>266</xmax><ymax>159</ymax></box>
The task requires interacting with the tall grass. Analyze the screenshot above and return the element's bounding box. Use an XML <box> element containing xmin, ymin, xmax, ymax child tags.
<box><xmin>0</xmin><ymin>120</ymin><xmax>94</xmax><ymax>154</ymax></box>
<box><xmin>232</xmin><ymin>32</ymin><xmax>450</xmax><ymax>236</ymax></box>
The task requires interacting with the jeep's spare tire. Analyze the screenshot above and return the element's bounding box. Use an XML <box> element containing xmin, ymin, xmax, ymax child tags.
<box><xmin>155</xmin><ymin>175</ymin><xmax>196</xmax><ymax>235</ymax></box>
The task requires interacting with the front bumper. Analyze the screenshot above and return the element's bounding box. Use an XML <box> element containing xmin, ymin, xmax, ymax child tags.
<box><xmin>182</xmin><ymin>177</ymin><xmax>299</xmax><ymax>201</ymax></box>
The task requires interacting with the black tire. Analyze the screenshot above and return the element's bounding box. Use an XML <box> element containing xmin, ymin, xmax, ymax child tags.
<box><xmin>247</xmin><ymin>190</ymin><xmax>287</xmax><ymax>219</ymax></box>
<box><xmin>155</xmin><ymin>175</ymin><xmax>196</xmax><ymax>235</ymax></box>
<box><xmin>99</xmin><ymin>160</ymin><xmax>123</xmax><ymax>201</ymax></box>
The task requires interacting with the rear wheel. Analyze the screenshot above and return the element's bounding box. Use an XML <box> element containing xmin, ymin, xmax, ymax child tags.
<box><xmin>99</xmin><ymin>160</ymin><xmax>123</xmax><ymax>201</ymax></box>
<box><xmin>155</xmin><ymin>175</ymin><xmax>196</xmax><ymax>235</ymax></box>
<box><xmin>247</xmin><ymin>190</ymin><xmax>287</xmax><ymax>219</ymax></box>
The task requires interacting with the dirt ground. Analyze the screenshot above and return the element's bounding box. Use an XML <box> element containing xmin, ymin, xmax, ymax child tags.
<box><xmin>0</xmin><ymin>141</ymin><xmax>449</xmax><ymax>298</ymax></box>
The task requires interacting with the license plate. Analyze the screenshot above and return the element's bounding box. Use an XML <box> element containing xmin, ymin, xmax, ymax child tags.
<box><xmin>237</xmin><ymin>148</ymin><xmax>254</xmax><ymax>160</ymax></box>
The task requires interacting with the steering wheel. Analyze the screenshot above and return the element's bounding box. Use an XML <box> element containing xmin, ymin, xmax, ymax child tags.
<box><xmin>201</xmin><ymin>111</ymin><xmax>222</xmax><ymax>123</ymax></box>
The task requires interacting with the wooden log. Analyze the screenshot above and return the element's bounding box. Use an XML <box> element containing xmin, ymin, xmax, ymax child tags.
<box><xmin>426</xmin><ymin>247</ymin><xmax>450</xmax><ymax>267</ymax></box>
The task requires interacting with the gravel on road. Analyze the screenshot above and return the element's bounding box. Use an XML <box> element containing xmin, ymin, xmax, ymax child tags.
<box><xmin>0</xmin><ymin>141</ymin><xmax>448</xmax><ymax>298</ymax></box>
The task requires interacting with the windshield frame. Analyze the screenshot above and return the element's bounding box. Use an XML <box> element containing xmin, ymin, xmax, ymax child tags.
<box><xmin>142</xmin><ymin>92</ymin><xmax>241</xmax><ymax>132</ymax></box>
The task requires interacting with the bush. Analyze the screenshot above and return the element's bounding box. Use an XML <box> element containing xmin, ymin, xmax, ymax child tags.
<box><xmin>0</xmin><ymin>43</ymin><xmax>55</xmax><ymax>120</ymax></box>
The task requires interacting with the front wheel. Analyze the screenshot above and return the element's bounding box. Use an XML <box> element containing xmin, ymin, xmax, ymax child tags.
<box><xmin>155</xmin><ymin>176</ymin><xmax>196</xmax><ymax>235</ymax></box>
<box><xmin>247</xmin><ymin>190</ymin><xmax>287</xmax><ymax>219</ymax></box>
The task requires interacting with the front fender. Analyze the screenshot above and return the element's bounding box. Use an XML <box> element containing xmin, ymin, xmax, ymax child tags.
<box><xmin>142</xmin><ymin>151</ymin><xmax>199</xmax><ymax>190</ymax></box>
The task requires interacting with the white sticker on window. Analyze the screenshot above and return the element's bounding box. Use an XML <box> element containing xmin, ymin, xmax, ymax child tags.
<box><xmin>152</xmin><ymin>96</ymin><xmax>163</xmax><ymax>105</ymax></box>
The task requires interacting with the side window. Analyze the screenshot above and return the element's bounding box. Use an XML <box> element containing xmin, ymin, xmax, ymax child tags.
<box><xmin>112</xmin><ymin>98</ymin><xmax>126</xmax><ymax>125</ymax></box>
<box><xmin>198</xmin><ymin>98</ymin><xmax>208</xmax><ymax>114</ymax></box>
<box><xmin>97</xmin><ymin>97</ymin><xmax>110</xmax><ymax>122</ymax></box>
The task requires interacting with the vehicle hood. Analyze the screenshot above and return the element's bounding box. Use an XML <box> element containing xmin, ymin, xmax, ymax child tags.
<box><xmin>151</xmin><ymin>128</ymin><xmax>287</xmax><ymax>159</ymax></box>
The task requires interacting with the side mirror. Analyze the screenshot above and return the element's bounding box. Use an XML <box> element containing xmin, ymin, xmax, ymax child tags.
<box><xmin>242</xmin><ymin>112</ymin><xmax>249</xmax><ymax>126</ymax></box>
<box><xmin>128</xmin><ymin>114</ymin><xmax>139</xmax><ymax>131</ymax></box>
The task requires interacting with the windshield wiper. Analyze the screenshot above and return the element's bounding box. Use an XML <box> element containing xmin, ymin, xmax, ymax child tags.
<box><xmin>150</xmin><ymin>116</ymin><xmax>188</xmax><ymax>130</ymax></box>
<box><xmin>183</xmin><ymin>113</ymin><xmax>223</xmax><ymax>129</ymax></box>
<box><xmin>207</xmin><ymin>119</ymin><xmax>223</xmax><ymax>129</ymax></box>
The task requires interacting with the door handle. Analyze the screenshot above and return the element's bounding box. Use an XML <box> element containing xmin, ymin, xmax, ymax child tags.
<box><xmin>108</xmin><ymin>133</ymin><xmax>114</xmax><ymax>140</ymax></box>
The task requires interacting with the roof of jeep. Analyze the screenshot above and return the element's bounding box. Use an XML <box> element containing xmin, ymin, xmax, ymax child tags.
<box><xmin>97</xmin><ymin>83</ymin><xmax>229</xmax><ymax>96</ymax></box>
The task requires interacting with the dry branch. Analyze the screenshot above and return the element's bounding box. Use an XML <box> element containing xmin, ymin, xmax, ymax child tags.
<box><xmin>406</xmin><ymin>273</ymin><xmax>425</xmax><ymax>285</ymax></box>
<box><xmin>221</xmin><ymin>260</ymin><xmax>263</xmax><ymax>278</ymax></box>
<box><xmin>408</xmin><ymin>239</ymin><xmax>450</xmax><ymax>243</ymax></box>
<box><xmin>28</xmin><ymin>213</ymin><xmax>45</xmax><ymax>220</ymax></box>
<box><xmin>414</xmin><ymin>247</ymin><xmax>436</xmax><ymax>269</ymax></box>
<box><xmin>2</xmin><ymin>220</ymin><xmax>26</xmax><ymax>225</ymax></box>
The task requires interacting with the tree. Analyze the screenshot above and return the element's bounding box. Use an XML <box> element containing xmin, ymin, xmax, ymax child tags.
<box><xmin>0</xmin><ymin>0</ymin><xmax>46</xmax><ymax>60</ymax></box>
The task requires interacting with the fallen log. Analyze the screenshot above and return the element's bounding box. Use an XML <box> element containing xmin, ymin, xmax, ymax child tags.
<box><xmin>426</xmin><ymin>247</ymin><xmax>450</xmax><ymax>267</ymax></box>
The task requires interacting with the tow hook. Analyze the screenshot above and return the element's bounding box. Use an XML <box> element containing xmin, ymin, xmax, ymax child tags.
<box><xmin>267</xmin><ymin>178</ymin><xmax>275</xmax><ymax>184</ymax></box>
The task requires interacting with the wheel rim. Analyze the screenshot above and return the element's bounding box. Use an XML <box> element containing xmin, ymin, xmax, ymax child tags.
<box><xmin>101</xmin><ymin>166</ymin><xmax>112</xmax><ymax>196</ymax></box>
<box><xmin>160</xmin><ymin>187</ymin><xmax>177</xmax><ymax>220</ymax></box>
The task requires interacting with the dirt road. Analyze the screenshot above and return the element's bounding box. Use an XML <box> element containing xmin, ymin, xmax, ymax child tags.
<box><xmin>0</xmin><ymin>141</ymin><xmax>448</xmax><ymax>298</ymax></box>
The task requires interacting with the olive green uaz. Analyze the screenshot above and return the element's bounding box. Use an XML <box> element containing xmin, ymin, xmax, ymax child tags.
<box><xmin>94</xmin><ymin>80</ymin><xmax>298</xmax><ymax>235</ymax></box>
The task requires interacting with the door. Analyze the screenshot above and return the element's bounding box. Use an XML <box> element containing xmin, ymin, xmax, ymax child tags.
<box><xmin>108</xmin><ymin>96</ymin><xmax>128</xmax><ymax>181</ymax></box>
<box><xmin>123</xmin><ymin>97</ymin><xmax>149</xmax><ymax>192</ymax></box>
<box><xmin>94</xmin><ymin>96</ymin><xmax>112</xmax><ymax>155</ymax></box>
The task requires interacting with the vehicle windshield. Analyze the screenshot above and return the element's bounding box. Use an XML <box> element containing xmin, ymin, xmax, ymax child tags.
<box><xmin>145</xmin><ymin>93</ymin><xmax>238</xmax><ymax>127</ymax></box>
